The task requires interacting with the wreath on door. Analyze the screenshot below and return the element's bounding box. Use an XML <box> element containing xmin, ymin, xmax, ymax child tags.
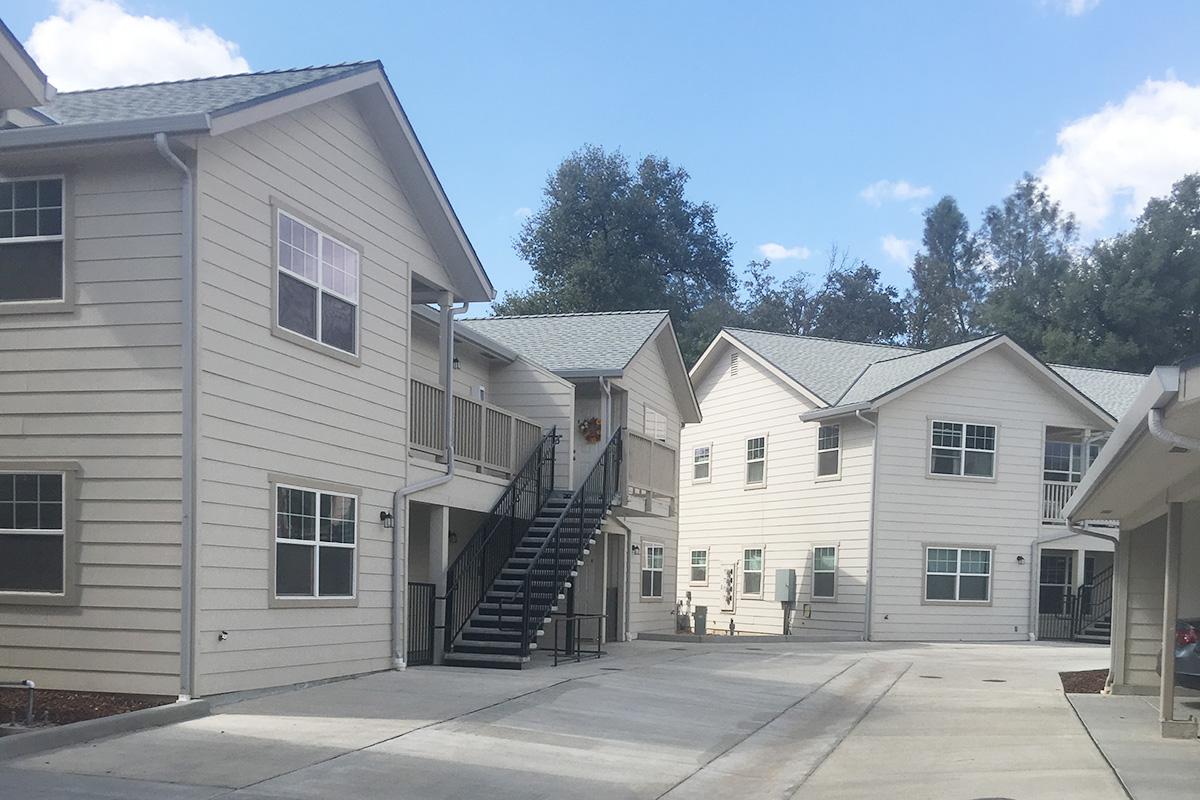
<box><xmin>578</xmin><ymin>417</ymin><xmax>603</xmax><ymax>443</ymax></box>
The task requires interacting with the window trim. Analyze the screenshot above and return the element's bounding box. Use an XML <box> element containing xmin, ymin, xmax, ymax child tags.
<box><xmin>692</xmin><ymin>444</ymin><xmax>712</xmax><ymax>484</ymax></box>
<box><xmin>640</xmin><ymin>540</ymin><xmax>665</xmax><ymax>600</ymax></box>
<box><xmin>744</xmin><ymin>434</ymin><xmax>767</xmax><ymax>488</ymax></box>
<box><xmin>741</xmin><ymin>546</ymin><xmax>765</xmax><ymax>598</ymax></box>
<box><xmin>815</xmin><ymin>423</ymin><xmax>842</xmax><ymax>481</ymax></box>
<box><xmin>268</xmin><ymin>474</ymin><xmax>361</xmax><ymax>609</ymax></box>
<box><xmin>0</xmin><ymin>460</ymin><xmax>81</xmax><ymax>606</ymax></box>
<box><xmin>922</xmin><ymin>544</ymin><xmax>994</xmax><ymax>606</ymax></box>
<box><xmin>811</xmin><ymin>544</ymin><xmax>838</xmax><ymax>601</ymax></box>
<box><xmin>644</xmin><ymin>404</ymin><xmax>668</xmax><ymax>442</ymax></box>
<box><xmin>270</xmin><ymin>198</ymin><xmax>363</xmax><ymax>366</ymax></box>
<box><xmin>927</xmin><ymin>418</ymin><xmax>998</xmax><ymax>481</ymax></box>
<box><xmin>689</xmin><ymin>548</ymin><xmax>709</xmax><ymax>586</ymax></box>
<box><xmin>0</xmin><ymin>173</ymin><xmax>74</xmax><ymax>315</ymax></box>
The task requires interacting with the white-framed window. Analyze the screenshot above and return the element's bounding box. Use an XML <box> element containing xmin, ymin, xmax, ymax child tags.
<box><xmin>812</xmin><ymin>545</ymin><xmax>837</xmax><ymax>600</ymax></box>
<box><xmin>641</xmin><ymin>542</ymin><xmax>664</xmax><ymax>598</ymax></box>
<box><xmin>745</xmin><ymin>435</ymin><xmax>767</xmax><ymax>486</ymax></box>
<box><xmin>1043</xmin><ymin>439</ymin><xmax>1101</xmax><ymax>483</ymax></box>
<box><xmin>930</xmin><ymin>420</ymin><xmax>996</xmax><ymax>478</ymax></box>
<box><xmin>644</xmin><ymin>405</ymin><xmax>668</xmax><ymax>442</ymax></box>
<box><xmin>816</xmin><ymin>424</ymin><xmax>841</xmax><ymax>478</ymax></box>
<box><xmin>276</xmin><ymin>209</ymin><xmax>360</xmax><ymax>355</ymax></box>
<box><xmin>742</xmin><ymin>547</ymin><xmax>764</xmax><ymax>596</ymax></box>
<box><xmin>925</xmin><ymin>547</ymin><xmax>991</xmax><ymax>602</ymax></box>
<box><xmin>0</xmin><ymin>176</ymin><xmax>65</xmax><ymax>304</ymax></box>
<box><xmin>690</xmin><ymin>549</ymin><xmax>708</xmax><ymax>584</ymax></box>
<box><xmin>274</xmin><ymin>483</ymin><xmax>358</xmax><ymax>599</ymax></box>
<box><xmin>692</xmin><ymin>445</ymin><xmax>711</xmax><ymax>482</ymax></box>
<box><xmin>0</xmin><ymin>472</ymin><xmax>65</xmax><ymax>595</ymax></box>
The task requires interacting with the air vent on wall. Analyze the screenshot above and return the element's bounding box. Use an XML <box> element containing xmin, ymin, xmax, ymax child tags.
<box><xmin>730</xmin><ymin>351</ymin><xmax>740</xmax><ymax>376</ymax></box>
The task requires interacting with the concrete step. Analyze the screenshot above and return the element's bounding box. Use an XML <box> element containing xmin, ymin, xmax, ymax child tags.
<box><xmin>442</xmin><ymin>651</ymin><xmax>529</xmax><ymax>670</ymax></box>
<box><xmin>1073</xmin><ymin>634</ymin><xmax>1111</xmax><ymax>645</ymax></box>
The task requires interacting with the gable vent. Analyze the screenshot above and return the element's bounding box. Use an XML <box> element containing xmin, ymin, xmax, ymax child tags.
<box><xmin>730</xmin><ymin>351</ymin><xmax>740</xmax><ymax>376</ymax></box>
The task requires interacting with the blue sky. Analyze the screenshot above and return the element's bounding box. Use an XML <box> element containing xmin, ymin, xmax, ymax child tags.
<box><xmin>8</xmin><ymin>1</ymin><xmax>1200</xmax><ymax>304</ymax></box>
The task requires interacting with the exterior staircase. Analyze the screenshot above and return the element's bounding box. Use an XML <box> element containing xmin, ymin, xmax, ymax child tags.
<box><xmin>1074</xmin><ymin>615</ymin><xmax>1112</xmax><ymax>646</ymax></box>
<box><xmin>442</xmin><ymin>428</ymin><xmax>623</xmax><ymax>669</ymax></box>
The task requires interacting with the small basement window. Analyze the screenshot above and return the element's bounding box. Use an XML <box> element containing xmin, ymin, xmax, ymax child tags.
<box><xmin>0</xmin><ymin>177</ymin><xmax>65</xmax><ymax>305</ymax></box>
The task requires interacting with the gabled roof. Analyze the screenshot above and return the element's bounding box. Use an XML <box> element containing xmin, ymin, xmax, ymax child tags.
<box><xmin>1049</xmin><ymin>365</ymin><xmax>1148</xmax><ymax>420</ymax></box>
<box><xmin>461</xmin><ymin>311</ymin><xmax>670</xmax><ymax>375</ymax></box>
<box><xmin>0</xmin><ymin>18</ymin><xmax>52</xmax><ymax>110</ymax></box>
<box><xmin>836</xmin><ymin>336</ymin><xmax>995</xmax><ymax>405</ymax></box>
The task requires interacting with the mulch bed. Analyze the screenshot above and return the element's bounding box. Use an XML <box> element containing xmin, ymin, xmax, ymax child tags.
<box><xmin>0</xmin><ymin>686</ymin><xmax>173</xmax><ymax>726</ymax></box>
<box><xmin>1060</xmin><ymin>669</ymin><xmax>1108</xmax><ymax>694</ymax></box>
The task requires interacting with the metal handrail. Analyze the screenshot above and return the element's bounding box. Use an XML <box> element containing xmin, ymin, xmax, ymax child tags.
<box><xmin>443</xmin><ymin>428</ymin><xmax>558</xmax><ymax>653</ymax></box>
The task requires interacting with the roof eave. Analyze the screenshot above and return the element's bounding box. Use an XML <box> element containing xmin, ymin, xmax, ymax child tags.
<box><xmin>411</xmin><ymin>304</ymin><xmax>517</xmax><ymax>363</ymax></box>
<box><xmin>557</xmin><ymin>368</ymin><xmax>625</xmax><ymax>379</ymax></box>
<box><xmin>799</xmin><ymin>402</ymin><xmax>871</xmax><ymax>422</ymax></box>
<box><xmin>0</xmin><ymin>112</ymin><xmax>211</xmax><ymax>151</ymax></box>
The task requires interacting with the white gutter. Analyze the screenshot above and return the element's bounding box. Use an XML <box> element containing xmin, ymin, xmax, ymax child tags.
<box><xmin>800</xmin><ymin>402</ymin><xmax>871</xmax><ymax>423</ymax></box>
<box><xmin>856</xmin><ymin>409</ymin><xmax>879</xmax><ymax>641</ymax></box>
<box><xmin>390</xmin><ymin>295</ymin><xmax>469</xmax><ymax>669</ymax></box>
<box><xmin>1148</xmin><ymin>407</ymin><xmax>1200</xmax><ymax>453</ymax></box>
<box><xmin>154</xmin><ymin>133</ymin><xmax>196</xmax><ymax>701</ymax></box>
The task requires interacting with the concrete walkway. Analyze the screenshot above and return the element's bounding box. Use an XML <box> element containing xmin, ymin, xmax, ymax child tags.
<box><xmin>0</xmin><ymin>640</ymin><xmax>1121</xmax><ymax>799</ymax></box>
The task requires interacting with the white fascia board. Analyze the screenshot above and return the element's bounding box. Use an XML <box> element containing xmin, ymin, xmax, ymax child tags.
<box><xmin>0</xmin><ymin>112</ymin><xmax>210</xmax><ymax>150</ymax></box>
<box><xmin>695</xmin><ymin>330</ymin><xmax>828</xmax><ymax>408</ymax></box>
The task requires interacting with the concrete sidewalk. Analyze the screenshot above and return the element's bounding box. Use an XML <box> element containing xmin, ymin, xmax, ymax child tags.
<box><xmin>0</xmin><ymin>640</ymin><xmax>1119</xmax><ymax>800</ymax></box>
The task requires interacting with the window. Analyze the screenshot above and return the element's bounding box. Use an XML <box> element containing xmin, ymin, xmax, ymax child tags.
<box><xmin>641</xmin><ymin>542</ymin><xmax>664</xmax><ymax>598</ymax></box>
<box><xmin>692</xmin><ymin>446</ymin><xmax>711</xmax><ymax>482</ymax></box>
<box><xmin>745</xmin><ymin>436</ymin><xmax>766</xmax><ymax>486</ymax></box>
<box><xmin>816</xmin><ymin>424</ymin><xmax>841</xmax><ymax>477</ymax></box>
<box><xmin>276</xmin><ymin>210</ymin><xmax>360</xmax><ymax>356</ymax></box>
<box><xmin>812</xmin><ymin>546</ymin><xmax>837</xmax><ymax>599</ymax></box>
<box><xmin>930</xmin><ymin>421</ymin><xmax>996</xmax><ymax>478</ymax></box>
<box><xmin>0</xmin><ymin>177</ymin><xmax>65</xmax><ymax>304</ymax></box>
<box><xmin>1043</xmin><ymin>439</ymin><xmax>1100</xmax><ymax>483</ymax></box>
<box><xmin>690</xmin><ymin>549</ymin><xmax>708</xmax><ymax>584</ymax></box>
<box><xmin>0</xmin><ymin>472</ymin><xmax>65</xmax><ymax>594</ymax></box>
<box><xmin>742</xmin><ymin>548</ymin><xmax>763</xmax><ymax>596</ymax></box>
<box><xmin>925</xmin><ymin>547</ymin><xmax>991</xmax><ymax>602</ymax></box>
<box><xmin>644</xmin><ymin>405</ymin><xmax>668</xmax><ymax>442</ymax></box>
<box><xmin>274</xmin><ymin>484</ymin><xmax>357</xmax><ymax>600</ymax></box>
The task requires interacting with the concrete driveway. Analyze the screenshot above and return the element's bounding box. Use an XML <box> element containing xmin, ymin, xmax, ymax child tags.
<box><xmin>0</xmin><ymin>640</ymin><xmax>1124</xmax><ymax>799</ymax></box>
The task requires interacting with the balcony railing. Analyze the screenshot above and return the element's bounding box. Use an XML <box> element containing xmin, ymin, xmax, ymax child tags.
<box><xmin>409</xmin><ymin>378</ymin><xmax>545</xmax><ymax>478</ymax></box>
<box><xmin>623</xmin><ymin>430</ymin><xmax>677</xmax><ymax>515</ymax></box>
<box><xmin>1042</xmin><ymin>479</ymin><xmax>1078</xmax><ymax>524</ymax></box>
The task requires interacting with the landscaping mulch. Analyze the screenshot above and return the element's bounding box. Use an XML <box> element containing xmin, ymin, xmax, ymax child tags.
<box><xmin>1060</xmin><ymin>668</ymin><xmax>1108</xmax><ymax>694</ymax></box>
<box><xmin>0</xmin><ymin>686</ymin><xmax>173</xmax><ymax>726</ymax></box>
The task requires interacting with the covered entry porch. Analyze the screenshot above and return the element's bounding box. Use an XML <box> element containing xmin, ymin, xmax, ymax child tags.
<box><xmin>1035</xmin><ymin>531</ymin><xmax>1116</xmax><ymax>643</ymax></box>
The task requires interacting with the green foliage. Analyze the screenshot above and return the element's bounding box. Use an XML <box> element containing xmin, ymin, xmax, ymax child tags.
<box><xmin>905</xmin><ymin>196</ymin><xmax>984</xmax><ymax>347</ymax></box>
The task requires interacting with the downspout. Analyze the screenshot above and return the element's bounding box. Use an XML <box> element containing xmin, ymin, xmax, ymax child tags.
<box><xmin>390</xmin><ymin>295</ymin><xmax>469</xmax><ymax>669</ymax></box>
<box><xmin>1148</xmin><ymin>407</ymin><xmax>1200</xmax><ymax>452</ymax></box>
<box><xmin>856</xmin><ymin>409</ymin><xmax>878</xmax><ymax>641</ymax></box>
<box><xmin>155</xmin><ymin>133</ymin><xmax>196</xmax><ymax>701</ymax></box>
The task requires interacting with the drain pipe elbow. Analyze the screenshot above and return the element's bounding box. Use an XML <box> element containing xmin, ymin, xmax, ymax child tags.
<box><xmin>1148</xmin><ymin>407</ymin><xmax>1200</xmax><ymax>453</ymax></box>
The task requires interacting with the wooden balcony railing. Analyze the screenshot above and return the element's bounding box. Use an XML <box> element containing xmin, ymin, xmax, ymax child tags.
<box><xmin>409</xmin><ymin>378</ymin><xmax>545</xmax><ymax>478</ymax></box>
<box><xmin>1042</xmin><ymin>479</ymin><xmax>1078</xmax><ymax>524</ymax></box>
<box><xmin>624</xmin><ymin>430</ymin><xmax>677</xmax><ymax>515</ymax></box>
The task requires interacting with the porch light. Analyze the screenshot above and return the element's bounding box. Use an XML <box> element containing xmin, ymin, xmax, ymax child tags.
<box><xmin>379</xmin><ymin>511</ymin><xmax>394</xmax><ymax>528</ymax></box>
<box><xmin>452</xmin><ymin>357</ymin><xmax>462</xmax><ymax>370</ymax></box>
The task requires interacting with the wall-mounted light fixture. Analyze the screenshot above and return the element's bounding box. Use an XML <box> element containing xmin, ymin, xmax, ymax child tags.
<box><xmin>449</xmin><ymin>531</ymin><xmax>458</xmax><ymax>544</ymax></box>
<box><xmin>452</xmin><ymin>357</ymin><xmax>462</xmax><ymax>370</ymax></box>
<box><xmin>379</xmin><ymin>511</ymin><xmax>394</xmax><ymax>529</ymax></box>
<box><xmin>631</xmin><ymin>543</ymin><xmax>640</xmax><ymax>554</ymax></box>
<box><xmin>1016</xmin><ymin>555</ymin><xmax>1026</xmax><ymax>565</ymax></box>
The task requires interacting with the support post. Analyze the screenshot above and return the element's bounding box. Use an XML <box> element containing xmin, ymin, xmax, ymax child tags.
<box><xmin>1160</xmin><ymin>502</ymin><xmax>1197</xmax><ymax>738</ymax></box>
<box><xmin>430</xmin><ymin>504</ymin><xmax>451</xmax><ymax>664</ymax></box>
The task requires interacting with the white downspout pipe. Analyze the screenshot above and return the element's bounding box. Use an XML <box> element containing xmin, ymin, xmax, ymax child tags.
<box><xmin>390</xmin><ymin>295</ymin><xmax>469</xmax><ymax>669</ymax></box>
<box><xmin>155</xmin><ymin>133</ymin><xmax>196</xmax><ymax>702</ymax></box>
<box><xmin>856</xmin><ymin>409</ymin><xmax>878</xmax><ymax>641</ymax></box>
<box><xmin>1148</xmin><ymin>407</ymin><xmax>1200</xmax><ymax>452</ymax></box>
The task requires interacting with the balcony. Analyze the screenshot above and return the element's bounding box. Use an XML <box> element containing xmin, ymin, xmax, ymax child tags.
<box><xmin>1042</xmin><ymin>479</ymin><xmax>1078</xmax><ymax>524</ymax></box>
<box><xmin>409</xmin><ymin>378</ymin><xmax>545</xmax><ymax>479</ymax></box>
<box><xmin>623</xmin><ymin>430</ymin><xmax>677</xmax><ymax>516</ymax></box>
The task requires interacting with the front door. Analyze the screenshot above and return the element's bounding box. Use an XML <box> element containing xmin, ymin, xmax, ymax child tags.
<box><xmin>1039</xmin><ymin>553</ymin><xmax>1072</xmax><ymax>613</ymax></box>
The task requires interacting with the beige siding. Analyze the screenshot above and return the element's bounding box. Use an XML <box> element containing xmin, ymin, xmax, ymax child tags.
<box><xmin>0</xmin><ymin>150</ymin><xmax>184</xmax><ymax>694</ymax></box>
<box><xmin>677</xmin><ymin>341</ymin><xmax>872</xmax><ymax>638</ymax></box>
<box><xmin>193</xmin><ymin>95</ymin><xmax>419</xmax><ymax>695</ymax></box>
<box><xmin>870</xmin><ymin>347</ymin><xmax>1101</xmax><ymax>641</ymax></box>
<box><xmin>617</xmin><ymin>334</ymin><xmax>682</xmax><ymax>450</ymax></box>
<box><xmin>625</xmin><ymin>513</ymin><xmax>679</xmax><ymax>634</ymax></box>
<box><xmin>409</xmin><ymin>316</ymin><xmax>490</xmax><ymax>397</ymax></box>
<box><xmin>488</xmin><ymin>358</ymin><xmax>575</xmax><ymax>488</ymax></box>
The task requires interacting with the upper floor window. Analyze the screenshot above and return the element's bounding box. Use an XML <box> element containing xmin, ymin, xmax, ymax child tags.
<box><xmin>274</xmin><ymin>483</ymin><xmax>357</xmax><ymax>600</ymax></box>
<box><xmin>745</xmin><ymin>436</ymin><xmax>767</xmax><ymax>486</ymax></box>
<box><xmin>0</xmin><ymin>177</ymin><xmax>65</xmax><ymax>304</ymax></box>
<box><xmin>816</xmin><ymin>424</ymin><xmax>841</xmax><ymax>477</ymax></box>
<box><xmin>930</xmin><ymin>420</ymin><xmax>995</xmax><ymax>478</ymax></box>
<box><xmin>1044</xmin><ymin>437</ymin><xmax>1100</xmax><ymax>484</ymax></box>
<box><xmin>644</xmin><ymin>405</ymin><xmax>668</xmax><ymax>442</ymax></box>
<box><xmin>276</xmin><ymin>210</ymin><xmax>360</xmax><ymax>356</ymax></box>
<box><xmin>0</xmin><ymin>472</ymin><xmax>65</xmax><ymax>595</ymax></box>
<box><xmin>692</xmin><ymin>445</ymin><xmax>711</xmax><ymax>482</ymax></box>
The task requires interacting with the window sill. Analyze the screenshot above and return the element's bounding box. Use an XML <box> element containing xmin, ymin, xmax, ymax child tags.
<box><xmin>921</xmin><ymin>598</ymin><xmax>993</xmax><ymax>607</ymax></box>
<box><xmin>814</xmin><ymin>474</ymin><xmax>842</xmax><ymax>483</ymax></box>
<box><xmin>271</xmin><ymin>324</ymin><xmax>362</xmax><ymax>367</ymax></box>
<box><xmin>811</xmin><ymin>596</ymin><xmax>837</xmax><ymax>603</ymax></box>
<box><xmin>639</xmin><ymin>595</ymin><xmax>665</xmax><ymax>602</ymax></box>
<box><xmin>743</xmin><ymin>483</ymin><xmax>767</xmax><ymax>491</ymax></box>
<box><xmin>269</xmin><ymin>595</ymin><xmax>359</xmax><ymax>609</ymax></box>
<box><xmin>0</xmin><ymin>591</ymin><xmax>76</xmax><ymax>607</ymax></box>
<box><xmin>0</xmin><ymin>297</ymin><xmax>74</xmax><ymax>316</ymax></box>
<box><xmin>925</xmin><ymin>472</ymin><xmax>996</xmax><ymax>484</ymax></box>
<box><xmin>691</xmin><ymin>478</ymin><xmax>711</xmax><ymax>485</ymax></box>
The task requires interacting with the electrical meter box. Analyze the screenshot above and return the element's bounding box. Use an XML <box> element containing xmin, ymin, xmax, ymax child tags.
<box><xmin>774</xmin><ymin>569</ymin><xmax>796</xmax><ymax>602</ymax></box>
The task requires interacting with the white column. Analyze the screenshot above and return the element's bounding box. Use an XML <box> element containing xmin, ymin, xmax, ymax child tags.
<box><xmin>1109</xmin><ymin>533</ymin><xmax>1130</xmax><ymax>690</ymax></box>
<box><xmin>1073</xmin><ymin>547</ymin><xmax>1087</xmax><ymax>594</ymax></box>
<box><xmin>1159</xmin><ymin>502</ymin><xmax>1196</xmax><ymax>738</ymax></box>
<box><xmin>429</xmin><ymin>504</ymin><xmax>450</xmax><ymax>664</ymax></box>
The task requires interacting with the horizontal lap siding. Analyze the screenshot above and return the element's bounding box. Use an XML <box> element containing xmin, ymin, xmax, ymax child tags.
<box><xmin>0</xmin><ymin>153</ymin><xmax>184</xmax><ymax>694</ymax></box>
<box><xmin>488</xmin><ymin>359</ymin><xmax>575</xmax><ymax>487</ymax></box>
<box><xmin>625</xmin><ymin>514</ymin><xmax>678</xmax><ymax>634</ymax></box>
<box><xmin>194</xmin><ymin>95</ymin><xmax>418</xmax><ymax>695</ymax></box>
<box><xmin>871</xmin><ymin>348</ymin><xmax>1097</xmax><ymax>641</ymax></box>
<box><xmin>677</xmin><ymin>342</ymin><xmax>871</xmax><ymax>638</ymax></box>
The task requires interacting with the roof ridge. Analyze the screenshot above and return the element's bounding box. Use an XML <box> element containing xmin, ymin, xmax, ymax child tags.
<box><xmin>1049</xmin><ymin>362</ymin><xmax>1148</xmax><ymax>378</ymax></box>
<box><xmin>465</xmin><ymin>309</ymin><xmax>667</xmax><ymax>321</ymax></box>
<box><xmin>722</xmin><ymin>327</ymin><xmax>918</xmax><ymax>351</ymax></box>
<box><xmin>54</xmin><ymin>62</ymin><xmax>375</xmax><ymax>97</ymax></box>
<box><xmin>865</xmin><ymin>334</ymin><xmax>998</xmax><ymax>366</ymax></box>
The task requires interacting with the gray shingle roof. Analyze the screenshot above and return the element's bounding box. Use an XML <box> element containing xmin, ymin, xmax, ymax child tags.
<box><xmin>33</xmin><ymin>63</ymin><xmax>372</xmax><ymax>126</ymax></box>
<box><xmin>837</xmin><ymin>337</ymin><xmax>995</xmax><ymax>405</ymax></box>
<box><xmin>460</xmin><ymin>311</ymin><xmax>667</xmax><ymax>374</ymax></box>
<box><xmin>1049</xmin><ymin>365</ymin><xmax>1147</xmax><ymax>420</ymax></box>
<box><xmin>722</xmin><ymin>328</ymin><xmax>917</xmax><ymax>403</ymax></box>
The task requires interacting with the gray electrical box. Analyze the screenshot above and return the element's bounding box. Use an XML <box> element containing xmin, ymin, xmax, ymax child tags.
<box><xmin>774</xmin><ymin>569</ymin><xmax>796</xmax><ymax>602</ymax></box>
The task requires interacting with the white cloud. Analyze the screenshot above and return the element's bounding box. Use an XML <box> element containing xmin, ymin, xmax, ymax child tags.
<box><xmin>25</xmin><ymin>0</ymin><xmax>249</xmax><ymax>92</ymax></box>
<box><xmin>1046</xmin><ymin>0</ymin><xmax>1100</xmax><ymax>16</ymax></box>
<box><xmin>859</xmin><ymin>179</ymin><xmax>933</xmax><ymax>207</ymax></box>
<box><xmin>1039</xmin><ymin>78</ymin><xmax>1200</xmax><ymax>229</ymax></box>
<box><xmin>881</xmin><ymin>234</ymin><xmax>915</xmax><ymax>264</ymax></box>
<box><xmin>756</xmin><ymin>242</ymin><xmax>811</xmax><ymax>261</ymax></box>
<box><xmin>513</xmin><ymin>207</ymin><xmax>533</xmax><ymax>219</ymax></box>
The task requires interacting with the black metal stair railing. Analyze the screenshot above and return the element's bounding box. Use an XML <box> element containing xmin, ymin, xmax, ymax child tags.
<box><xmin>1073</xmin><ymin>565</ymin><xmax>1114</xmax><ymax>637</ymax></box>
<box><xmin>443</xmin><ymin>428</ymin><xmax>558</xmax><ymax>653</ymax></box>
<box><xmin>503</xmin><ymin>428</ymin><xmax>624</xmax><ymax>658</ymax></box>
